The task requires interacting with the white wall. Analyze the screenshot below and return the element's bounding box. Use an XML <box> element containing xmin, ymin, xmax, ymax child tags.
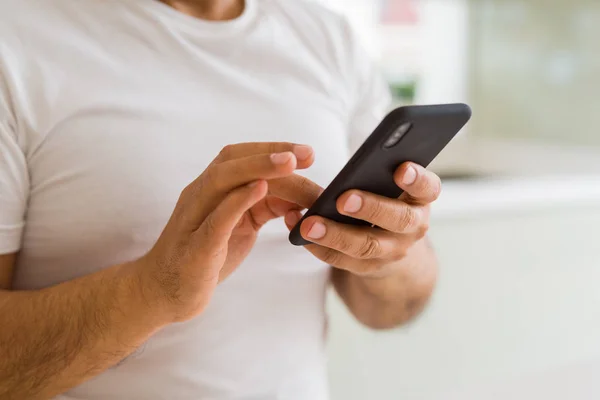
<box><xmin>415</xmin><ymin>0</ymin><xmax>470</xmax><ymax>104</ymax></box>
<box><xmin>315</xmin><ymin>0</ymin><xmax>471</xmax><ymax>103</ymax></box>
<box><xmin>327</xmin><ymin>179</ymin><xmax>600</xmax><ymax>399</ymax></box>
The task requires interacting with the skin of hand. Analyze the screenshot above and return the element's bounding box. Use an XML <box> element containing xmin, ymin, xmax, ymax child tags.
<box><xmin>284</xmin><ymin>162</ymin><xmax>441</xmax><ymax>280</ymax></box>
<box><xmin>135</xmin><ymin>142</ymin><xmax>322</xmax><ymax>323</ymax></box>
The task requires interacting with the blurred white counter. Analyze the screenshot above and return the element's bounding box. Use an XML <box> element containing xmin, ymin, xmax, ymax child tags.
<box><xmin>433</xmin><ymin>175</ymin><xmax>600</xmax><ymax>219</ymax></box>
<box><xmin>327</xmin><ymin>175</ymin><xmax>600</xmax><ymax>400</ymax></box>
<box><xmin>442</xmin><ymin>358</ymin><xmax>600</xmax><ymax>400</ymax></box>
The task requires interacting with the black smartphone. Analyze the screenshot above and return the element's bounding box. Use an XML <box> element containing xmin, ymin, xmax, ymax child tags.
<box><xmin>289</xmin><ymin>103</ymin><xmax>472</xmax><ymax>246</ymax></box>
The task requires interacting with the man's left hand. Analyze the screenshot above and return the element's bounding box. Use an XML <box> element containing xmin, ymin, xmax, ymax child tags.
<box><xmin>285</xmin><ymin>162</ymin><xmax>441</xmax><ymax>278</ymax></box>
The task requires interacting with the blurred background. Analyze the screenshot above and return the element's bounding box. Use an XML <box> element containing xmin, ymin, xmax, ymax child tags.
<box><xmin>315</xmin><ymin>0</ymin><xmax>600</xmax><ymax>399</ymax></box>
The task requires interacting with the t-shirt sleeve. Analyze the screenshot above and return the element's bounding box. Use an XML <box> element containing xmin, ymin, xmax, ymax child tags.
<box><xmin>0</xmin><ymin>83</ymin><xmax>28</xmax><ymax>254</ymax></box>
<box><xmin>345</xmin><ymin>25</ymin><xmax>393</xmax><ymax>152</ymax></box>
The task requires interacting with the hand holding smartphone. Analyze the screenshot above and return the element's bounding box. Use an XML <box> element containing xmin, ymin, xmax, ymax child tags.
<box><xmin>289</xmin><ymin>103</ymin><xmax>472</xmax><ymax>246</ymax></box>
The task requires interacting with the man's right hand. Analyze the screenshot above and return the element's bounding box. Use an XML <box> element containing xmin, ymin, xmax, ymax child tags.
<box><xmin>133</xmin><ymin>143</ymin><xmax>322</xmax><ymax>323</ymax></box>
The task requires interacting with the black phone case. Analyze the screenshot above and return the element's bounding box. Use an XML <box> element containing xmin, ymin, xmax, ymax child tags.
<box><xmin>289</xmin><ymin>103</ymin><xmax>472</xmax><ymax>246</ymax></box>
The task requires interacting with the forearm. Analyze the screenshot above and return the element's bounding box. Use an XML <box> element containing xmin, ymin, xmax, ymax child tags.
<box><xmin>332</xmin><ymin>238</ymin><xmax>438</xmax><ymax>330</ymax></box>
<box><xmin>0</xmin><ymin>261</ymin><xmax>168</xmax><ymax>400</ymax></box>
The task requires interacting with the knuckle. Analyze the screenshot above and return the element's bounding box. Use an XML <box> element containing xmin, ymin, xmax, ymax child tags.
<box><xmin>217</xmin><ymin>144</ymin><xmax>235</xmax><ymax>161</ymax></box>
<box><xmin>392</xmin><ymin>243</ymin><xmax>409</xmax><ymax>260</ymax></box>
<box><xmin>201</xmin><ymin>214</ymin><xmax>220</xmax><ymax>238</ymax></box>
<box><xmin>173</xmin><ymin>203</ymin><xmax>189</xmax><ymax>224</ymax></box>
<box><xmin>202</xmin><ymin>165</ymin><xmax>225</xmax><ymax>192</ymax></box>
<box><xmin>179</xmin><ymin>184</ymin><xmax>194</xmax><ymax>203</ymax></box>
<box><xmin>321</xmin><ymin>249</ymin><xmax>342</xmax><ymax>266</ymax></box>
<box><xmin>296</xmin><ymin>176</ymin><xmax>310</xmax><ymax>191</ymax></box>
<box><xmin>297</xmin><ymin>177</ymin><xmax>321</xmax><ymax>203</ymax></box>
<box><xmin>356</xmin><ymin>235</ymin><xmax>381</xmax><ymax>259</ymax></box>
<box><xmin>365</xmin><ymin>199</ymin><xmax>386</xmax><ymax>221</ymax></box>
<box><xmin>176</xmin><ymin>183</ymin><xmax>198</xmax><ymax>216</ymax></box>
<box><xmin>416</xmin><ymin>223</ymin><xmax>430</xmax><ymax>240</ymax></box>
<box><xmin>268</xmin><ymin>142</ymin><xmax>281</xmax><ymax>154</ymax></box>
<box><xmin>396</xmin><ymin>207</ymin><xmax>417</xmax><ymax>231</ymax></box>
<box><xmin>327</xmin><ymin>229</ymin><xmax>350</xmax><ymax>252</ymax></box>
<box><xmin>297</xmin><ymin>177</ymin><xmax>319</xmax><ymax>201</ymax></box>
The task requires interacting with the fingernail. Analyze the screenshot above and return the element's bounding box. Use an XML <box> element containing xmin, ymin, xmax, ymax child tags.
<box><xmin>343</xmin><ymin>194</ymin><xmax>363</xmax><ymax>214</ymax></box>
<box><xmin>403</xmin><ymin>166</ymin><xmax>417</xmax><ymax>185</ymax></box>
<box><xmin>285</xmin><ymin>211</ymin><xmax>301</xmax><ymax>226</ymax></box>
<box><xmin>293</xmin><ymin>145</ymin><xmax>313</xmax><ymax>161</ymax></box>
<box><xmin>247</xmin><ymin>181</ymin><xmax>259</xmax><ymax>188</ymax></box>
<box><xmin>271</xmin><ymin>152</ymin><xmax>293</xmax><ymax>165</ymax></box>
<box><xmin>307</xmin><ymin>222</ymin><xmax>327</xmax><ymax>240</ymax></box>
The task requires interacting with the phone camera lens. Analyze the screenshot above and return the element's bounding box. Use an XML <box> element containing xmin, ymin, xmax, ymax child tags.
<box><xmin>383</xmin><ymin>122</ymin><xmax>412</xmax><ymax>148</ymax></box>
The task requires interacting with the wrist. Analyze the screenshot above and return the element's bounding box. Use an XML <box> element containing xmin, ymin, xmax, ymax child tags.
<box><xmin>120</xmin><ymin>258</ymin><xmax>174</xmax><ymax>327</ymax></box>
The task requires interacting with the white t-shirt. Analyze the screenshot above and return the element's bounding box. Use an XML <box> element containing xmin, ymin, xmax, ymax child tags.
<box><xmin>0</xmin><ymin>0</ymin><xmax>390</xmax><ymax>398</ymax></box>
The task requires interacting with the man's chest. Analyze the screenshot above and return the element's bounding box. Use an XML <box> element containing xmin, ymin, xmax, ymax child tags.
<box><xmin>17</xmin><ymin>44</ymin><xmax>352</xmax><ymax>283</ymax></box>
<box><xmin>23</xmin><ymin>26</ymin><xmax>353</xmax><ymax>193</ymax></box>
<box><xmin>26</xmin><ymin>63</ymin><xmax>351</xmax><ymax>211</ymax></box>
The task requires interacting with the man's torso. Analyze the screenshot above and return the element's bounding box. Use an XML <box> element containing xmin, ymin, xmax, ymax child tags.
<box><xmin>0</xmin><ymin>0</ymin><xmax>379</xmax><ymax>397</ymax></box>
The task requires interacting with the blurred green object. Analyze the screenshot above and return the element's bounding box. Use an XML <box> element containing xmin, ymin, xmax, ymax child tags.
<box><xmin>389</xmin><ymin>80</ymin><xmax>417</xmax><ymax>104</ymax></box>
